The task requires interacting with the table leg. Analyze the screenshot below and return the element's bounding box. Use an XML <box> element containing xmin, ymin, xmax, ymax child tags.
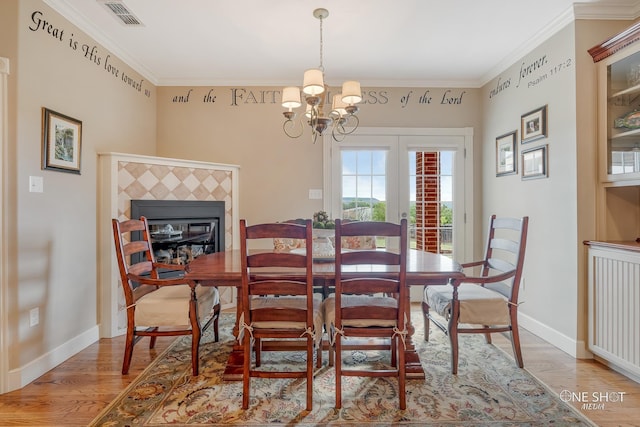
<box><xmin>403</xmin><ymin>292</ymin><xmax>425</xmax><ymax>379</ymax></box>
<box><xmin>223</xmin><ymin>285</ymin><xmax>244</xmax><ymax>380</ymax></box>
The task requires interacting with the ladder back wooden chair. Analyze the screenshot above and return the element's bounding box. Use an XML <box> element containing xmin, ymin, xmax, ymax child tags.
<box><xmin>323</xmin><ymin>218</ymin><xmax>408</xmax><ymax>410</ymax></box>
<box><xmin>112</xmin><ymin>216</ymin><xmax>220</xmax><ymax>376</ymax></box>
<box><xmin>239</xmin><ymin>219</ymin><xmax>323</xmax><ymax>411</ymax></box>
<box><xmin>422</xmin><ymin>215</ymin><xmax>529</xmax><ymax>374</ymax></box>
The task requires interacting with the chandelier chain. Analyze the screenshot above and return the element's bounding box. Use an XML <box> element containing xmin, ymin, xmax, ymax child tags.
<box><xmin>319</xmin><ymin>14</ymin><xmax>324</xmax><ymax>71</ymax></box>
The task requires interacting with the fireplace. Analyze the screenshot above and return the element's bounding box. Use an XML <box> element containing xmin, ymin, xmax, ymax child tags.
<box><xmin>131</xmin><ymin>200</ymin><xmax>225</xmax><ymax>266</ymax></box>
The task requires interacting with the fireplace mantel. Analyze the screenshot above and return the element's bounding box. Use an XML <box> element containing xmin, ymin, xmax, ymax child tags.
<box><xmin>98</xmin><ymin>152</ymin><xmax>240</xmax><ymax>338</ymax></box>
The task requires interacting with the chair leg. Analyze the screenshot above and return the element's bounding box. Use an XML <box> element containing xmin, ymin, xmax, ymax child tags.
<box><xmin>328</xmin><ymin>345</ymin><xmax>334</xmax><ymax>367</ymax></box>
<box><xmin>306</xmin><ymin>338</ymin><xmax>313</xmax><ymax>411</ymax></box>
<box><xmin>391</xmin><ymin>336</ymin><xmax>397</xmax><ymax>367</ymax></box>
<box><xmin>397</xmin><ymin>337</ymin><xmax>406</xmax><ymax>410</ymax></box>
<box><xmin>213</xmin><ymin>304</ymin><xmax>220</xmax><ymax>343</ymax></box>
<box><xmin>149</xmin><ymin>335</ymin><xmax>157</xmax><ymax>349</ymax></box>
<box><xmin>448</xmin><ymin>317</ymin><xmax>459</xmax><ymax>375</ymax></box>
<box><xmin>335</xmin><ymin>336</ymin><xmax>342</xmax><ymax>409</ymax></box>
<box><xmin>422</xmin><ymin>298</ymin><xmax>431</xmax><ymax>342</ymax></box>
<box><xmin>122</xmin><ymin>329</ymin><xmax>135</xmax><ymax>375</ymax></box>
<box><xmin>191</xmin><ymin>326</ymin><xmax>201</xmax><ymax>376</ymax></box>
<box><xmin>242</xmin><ymin>334</ymin><xmax>252</xmax><ymax>410</ymax></box>
<box><xmin>484</xmin><ymin>328</ymin><xmax>492</xmax><ymax>344</ymax></box>
<box><xmin>510</xmin><ymin>313</ymin><xmax>524</xmax><ymax>368</ymax></box>
<box><xmin>255</xmin><ymin>338</ymin><xmax>262</xmax><ymax>367</ymax></box>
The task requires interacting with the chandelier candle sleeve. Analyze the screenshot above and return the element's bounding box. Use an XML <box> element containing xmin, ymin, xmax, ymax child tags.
<box><xmin>303</xmin><ymin>69</ymin><xmax>325</xmax><ymax>96</ymax></box>
<box><xmin>332</xmin><ymin>94</ymin><xmax>348</xmax><ymax>116</ymax></box>
<box><xmin>342</xmin><ymin>81</ymin><xmax>362</xmax><ymax>104</ymax></box>
<box><xmin>282</xmin><ymin>87</ymin><xmax>302</xmax><ymax>110</ymax></box>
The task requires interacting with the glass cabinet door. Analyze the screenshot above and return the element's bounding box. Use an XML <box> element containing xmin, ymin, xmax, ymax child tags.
<box><xmin>606</xmin><ymin>49</ymin><xmax>640</xmax><ymax>179</ymax></box>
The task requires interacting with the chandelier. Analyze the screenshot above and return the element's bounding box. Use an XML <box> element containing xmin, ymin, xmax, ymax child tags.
<box><xmin>281</xmin><ymin>8</ymin><xmax>362</xmax><ymax>143</ymax></box>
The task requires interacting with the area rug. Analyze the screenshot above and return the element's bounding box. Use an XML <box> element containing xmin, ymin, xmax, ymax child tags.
<box><xmin>90</xmin><ymin>311</ymin><xmax>595</xmax><ymax>426</ymax></box>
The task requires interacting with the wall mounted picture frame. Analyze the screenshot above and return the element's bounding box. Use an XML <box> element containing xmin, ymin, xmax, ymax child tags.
<box><xmin>521</xmin><ymin>144</ymin><xmax>548</xmax><ymax>180</ymax></box>
<box><xmin>496</xmin><ymin>130</ymin><xmax>517</xmax><ymax>176</ymax></box>
<box><xmin>521</xmin><ymin>105</ymin><xmax>547</xmax><ymax>143</ymax></box>
<box><xmin>42</xmin><ymin>108</ymin><xmax>82</xmax><ymax>174</ymax></box>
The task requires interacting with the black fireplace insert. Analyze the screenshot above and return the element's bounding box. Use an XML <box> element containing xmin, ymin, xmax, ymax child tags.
<box><xmin>130</xmin><ymin>199</ymin><xmax>225</xmax><ymax>266</ymax></box>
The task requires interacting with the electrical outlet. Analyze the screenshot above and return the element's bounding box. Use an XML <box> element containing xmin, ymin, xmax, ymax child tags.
<box><xmin>29</xmin><ymin>307</ymin><xmax>39</xmax><ymax>327</ymax></box>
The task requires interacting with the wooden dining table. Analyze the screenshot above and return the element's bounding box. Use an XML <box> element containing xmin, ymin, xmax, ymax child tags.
<box><xmin>185</xmin><ymin>248</ymin><xmax>464</xmax><ymax>380</ymax></box>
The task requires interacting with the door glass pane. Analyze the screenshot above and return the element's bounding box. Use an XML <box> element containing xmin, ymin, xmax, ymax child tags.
<box><xmin>409</xmin><ymin>150</ymin><xmax>454</xmax><ymax>256</ymax></box>
<box><xmin>341</xmin><ymin>150</ymin><xmax>387</xmax><ymax>226</ymax></box>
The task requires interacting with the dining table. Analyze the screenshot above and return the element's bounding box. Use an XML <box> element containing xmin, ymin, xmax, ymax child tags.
<box><xmin>185</xmin><ymin>248</ymin><xmax>464</xmax><ymax>380</ymax></box>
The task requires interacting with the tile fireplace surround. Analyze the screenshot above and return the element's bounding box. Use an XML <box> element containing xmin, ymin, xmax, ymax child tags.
<box><xmin>98</xmin><ymin>152</ymin><xmax>240</xmax><ymax>338</ymax></box>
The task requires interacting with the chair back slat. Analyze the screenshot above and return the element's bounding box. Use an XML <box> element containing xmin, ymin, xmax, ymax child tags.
<box><xmin>249</xmin><ymin>280</ymin><xmax>308</xmax><ymax>296</ymax></box>
<box><xmin>341</xmin><ymin>278</ymin><xmax>400</xmax><ymax>295</ymax></box>
<box><xmin>490</xmin><ymin>237</ymin><xmax>520</xmax><ymax>255</ymax></box>
<box><xmin>248</xmin><ymin>252</ymin><xmax>308</xmax><ymax>269</ymax></box>
<box><xmin>486</xmin><ymin>257</ymin><xmax>516</xmax><ymax>274</ymax></box>
<box><xmin>341</xmin><ymin>250</ymin><xmax>400</xmax><ymax>266</ymax></box>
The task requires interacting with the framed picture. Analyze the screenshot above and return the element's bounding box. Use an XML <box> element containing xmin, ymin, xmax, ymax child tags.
<box><xmin>42</xmin><ymin>108</ymin><xmax>82</xmax><ymax>174</ymax></box>
<box><xmin>521</xmin><ymin>105</ymin><xmax>547</xmax><ymax>143</ymax></box>
<box><xmin>496</xmin><ymin>130</ymin><xmax>517</xmax><ymax>176</ymax></box>
<box><xmin>521</xmin><ymin>144</ymin><xmax>548</xmax><ymax>180</ymax></box>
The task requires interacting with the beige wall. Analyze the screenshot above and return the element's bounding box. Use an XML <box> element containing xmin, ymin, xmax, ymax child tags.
<box><xmin>156</xmin><ymin>86</ymin><xmax>483</xmax><ymax>244</ymax></box>
<box><xmin>481</xmin><ymin>24</ymin><xmax>580</xmax><ymax>353</ymax></box>
<box><xmin>480</xmin><ymin>20</ymin><xmax>635</xmax><ymax>357</ymax></box>
<box><xmin>3</xmin><ymin>0</ymin><xmax>156</xmax><ymax>388</ymax></box>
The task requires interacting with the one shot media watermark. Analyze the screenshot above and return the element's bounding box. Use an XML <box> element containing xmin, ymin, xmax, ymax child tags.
<box><xmin>559</xmin><ymin>389</ymin><xmax>626</xmax><ymax>410</ymax></box>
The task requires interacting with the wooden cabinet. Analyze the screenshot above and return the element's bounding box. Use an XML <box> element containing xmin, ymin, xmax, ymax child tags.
<box><xmin>590</xmin><ymin>24</ymin><xmax>640</xmax><ymax>242</ymax></box>
<box><xmin>591</xmin><ymin>22</ymin><xmax>640</xmax><ymax>185</ymax></box>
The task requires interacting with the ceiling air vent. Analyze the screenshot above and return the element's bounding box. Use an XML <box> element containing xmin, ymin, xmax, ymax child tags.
<box><xmin>98</xmin><ymin>0</ymin><xmax>144</xmax><ymax>26</ymax></box>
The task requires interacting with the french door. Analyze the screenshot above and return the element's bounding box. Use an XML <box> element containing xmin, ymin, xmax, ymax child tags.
<box><xmin>324</xmin><ymin>128</ymin><xmax>474</xmax><ymax>299</ymax></box>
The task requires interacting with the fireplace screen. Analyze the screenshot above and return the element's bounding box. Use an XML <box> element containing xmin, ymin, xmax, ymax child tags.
<box><xmin>149</xmin><ymin>220</ymin><xmax>218</xmax><ymax>265</ymax></box>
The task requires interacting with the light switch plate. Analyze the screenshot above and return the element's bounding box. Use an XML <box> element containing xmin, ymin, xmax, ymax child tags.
<box><xmin>29</xmin><ymin>176</ymin><xmax>44</xmax><ymax>193</ymax></box>
<box><xmin>309</xmin><ymin>189</ymin><xmax>323</xmax><ymax>199</ymax></box>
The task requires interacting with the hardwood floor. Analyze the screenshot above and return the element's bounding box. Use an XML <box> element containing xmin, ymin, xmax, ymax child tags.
<box><xmin>0</xmin><ymin>308</ymin><xmax>639</xmax><ymax>426</ymax></box>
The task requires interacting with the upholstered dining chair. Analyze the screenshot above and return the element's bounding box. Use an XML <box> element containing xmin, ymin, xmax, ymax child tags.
<box><xmin>112</xmin><ymin>216</ymin><xmax>220</xmax><ymax>376</ymax></box>
<box><xmin>422</xmin><ymin>215</ymin><xmax>529</xmax><ymax>374</ymax></box>
<box><xmin>323</xmin><ymin>219</ymin><xmax>408</xmax><ymax>410</ymax></box>
<box><xmin>239</xmin><ymin>219</ymin><xmax>323</xmax><ymax>411</ymax></box>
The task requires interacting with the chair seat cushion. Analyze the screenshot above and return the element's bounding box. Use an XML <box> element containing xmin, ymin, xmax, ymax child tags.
<box><xmin>135</xmin><ymin>284</ymin><xmax>219</xmax><ymax>327</ymax></box>
<box><xmin>323</xmin><ymin>293</ymin><xmax>398</xmax><ymax>332</ymax></box>
<box><xmin>425</xmin><ymin>283</ymin><xmax>510</xmax><ymax>325</ymax></box>
<box><xmin>249</xmin><ymin>294</ymin><xmax>324</xmax><ymax>343</ymax></box>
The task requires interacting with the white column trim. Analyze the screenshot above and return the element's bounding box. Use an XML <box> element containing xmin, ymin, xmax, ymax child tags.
<box><xmin>0</xmin><ymin>56</ymin><xmax>11</xmax><ymax>394</ymax></box>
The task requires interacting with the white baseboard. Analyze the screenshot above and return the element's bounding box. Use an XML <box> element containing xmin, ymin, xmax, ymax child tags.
<box><xmin>7</xmin><ymin>326</ymin><xmax>99</xmax><ymax>392</ymax></box>
<box><xmin>519</xmin><ymin>312</ymin><xmax>592</xmax><ymax>359</ymax></box>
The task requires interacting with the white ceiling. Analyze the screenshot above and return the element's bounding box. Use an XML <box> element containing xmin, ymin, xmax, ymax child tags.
<box><xmin>44</xmin><ymin>0</ymin><xmax>640</xmax><ymax>88</ymax></box>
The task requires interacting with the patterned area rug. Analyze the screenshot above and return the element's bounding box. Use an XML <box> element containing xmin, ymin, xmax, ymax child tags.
<box><xmin>90</xmin><ymin>311</ymin><xmax>595</xmax><ymax>426</ymax></box>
